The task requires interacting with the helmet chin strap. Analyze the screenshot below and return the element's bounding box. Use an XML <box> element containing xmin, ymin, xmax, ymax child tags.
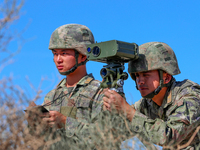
<box><xmin>59</xmin><ymin>51</ymin><xmax>88</xmax><ymax>76</ymax></box>
<box><xmin>136</xmin><ymin>70</ymin><xmax>172</xmax><ymax>99</ymax></box>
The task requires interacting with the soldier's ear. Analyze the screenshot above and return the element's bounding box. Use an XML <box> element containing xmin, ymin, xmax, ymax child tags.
<box><xmin>163</xmin><ymin>72</ymin><xmax>172</xmax><ymax>84</ymax></box>
<box><xmin>81</xmin><ymin>55</ymin><xmax>87</xmax><ymax>62</ymax></box>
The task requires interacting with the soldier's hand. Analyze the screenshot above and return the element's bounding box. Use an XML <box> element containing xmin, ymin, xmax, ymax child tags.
<box><xmin>103</xmin><ymin>89</ymin><xmax>135</xmax><ymax>121</ymax></box>
<box><xmin>103</xmin><ymin>89</ymin><xmax>126</xmax><ymax>112</ymax></box>
<box><xmin>42</xmin><ymin>111</ymin><xmax>67</xmax><ymax>129</ymax></box>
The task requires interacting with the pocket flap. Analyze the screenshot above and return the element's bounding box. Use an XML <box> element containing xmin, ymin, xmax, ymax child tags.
<box><xmin>60</xmin><ymin>106</ymin><xmax>77</xmax><ymax>119</ymax></box>
<box><xmin>76</xmin><ymin>95</ymin><xmax>91</xmax><ymax>108</ymax></box>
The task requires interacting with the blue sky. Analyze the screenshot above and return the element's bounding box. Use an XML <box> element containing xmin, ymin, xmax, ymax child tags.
<box><xmin>1</xmin><ymin>0</ymin><xmax>200</xmax><ymax>106</ymax></box>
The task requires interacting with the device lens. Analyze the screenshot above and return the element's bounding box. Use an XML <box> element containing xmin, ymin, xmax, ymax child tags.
<box><xmin>87</xmin><ymin>47</ymin><xmax>91</xmax><ymax>53</ymax></box>
<box><xmin>92</xmin><ymin>46</ymin><xmax>100</xmax><ymax>57</ymax></box>
<box><xmin>101</xmin><ymin>68</ymin><xmax>107</xmax><ymax>77</ymax></box>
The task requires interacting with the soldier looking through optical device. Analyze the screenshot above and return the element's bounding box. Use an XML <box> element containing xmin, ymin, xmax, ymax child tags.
<box><xmin>103</xmin><ymin>42</ymin><xmax>200</xmax><ymax>149</ymax></box>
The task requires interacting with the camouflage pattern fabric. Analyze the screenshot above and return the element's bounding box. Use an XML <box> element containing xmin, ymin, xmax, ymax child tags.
<box><xmin>131</xmin><ymin>79</ymin><xmax>200</xmax><ymax>149</ymax></box>
<box><xmin>81</xmin><ymin>109</ymin><xmax>133</xmax><ymax>150</ymax></box>
<box><xmin>42</xmin><ymin>74</ymin><xmax>104</xmax><ymax>149</ymax></box>
<box><xmin>48</xmin><ymin>24</ymin><xmax>94</xmax><ymax>55</ymax></box>
<box><xmin>128</xmin><ymin>42</ymin><xmax>181</xmax><ymax>80</ymax></box>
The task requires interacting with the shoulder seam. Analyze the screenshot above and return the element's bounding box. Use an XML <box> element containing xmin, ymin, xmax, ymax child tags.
<box><xmin>56</xmin><ymin>78</ymin><xmax>65</xmax><ymax>87</ymax></box>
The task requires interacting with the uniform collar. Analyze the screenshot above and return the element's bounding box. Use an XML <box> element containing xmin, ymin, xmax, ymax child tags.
<box><xmin>162</xmin><ymin>78</ymin><xmax>176</xmax><ymax>108</ymax></box>
<box><xmin>143</xmin><ymin>78</ymin><xmax>176</xmax><ymax>118</ymax></box>
<box><xmin>57</xmin><ymin>73</ymin><xmax>94</xmax><ymax>89</ymax></box>
<box><xmin>76</xmin><ymin>73</ymin><xmax>94</xmax><ymax>86</ymax></box>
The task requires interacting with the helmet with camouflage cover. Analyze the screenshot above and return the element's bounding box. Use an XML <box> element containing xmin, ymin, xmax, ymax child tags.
<box><xmin>128</xmin><ymin>42</ymin><xmax>180</xmax><ymax>78</ymax></box>
<box><xmin>49</xmin><ymin>24</ymin><xmax>95</xmax><ymax>75</ymax></box>
<box><xmin>49</xmin><ymin>23</ymin><xmax>95</xmax><ymax>55</ymax></box>
<box><xmin>128</xmin><ymin>42</ymin><xmax>181</xmax><ymax>99</ymax></box>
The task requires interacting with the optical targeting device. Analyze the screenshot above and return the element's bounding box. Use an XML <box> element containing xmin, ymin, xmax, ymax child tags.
<box><xmin>87</xmin><ymin>40</ymin><xmax>139</xmax><ymax>93</ymax></box>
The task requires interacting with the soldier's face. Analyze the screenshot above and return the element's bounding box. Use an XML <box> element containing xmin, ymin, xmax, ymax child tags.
<box><xmin>135</xmin><ymin>70</ymin><xmax>160</xmax><ymax>97</ymax></box>
<box><xmin>52</xmin><ymin>49</ymin><xmax>81</xmax><ymax>73</ymax></box>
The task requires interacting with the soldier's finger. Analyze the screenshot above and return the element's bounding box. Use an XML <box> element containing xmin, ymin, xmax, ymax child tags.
<box><xmin>103</xmin><ymin>104</ymin><xmax>111</xmax><ymax>111</ymax></box>
<box><xmin>103</xmin><ymin>101</ymin><xmax>110</xmax><ymax>107</ymax></box>
<box><xmin>103</xmin><ymin>88</ymin><xmax>114</xmax><ymax>96</ymax></box>
<box><xmin>102</xmin><ymin>88</ymin><xmax>109</xmax><ymax>92</ymax></box>
<box><xmin>42</xmin><ymin>118</ymin><xmax>52</xmax><ymax>125</ymax></box>
<box><xmin>103</xmin><ymin>91</ymin><xmax>110</xmax><ymax>97</ymax></box>
<box><xmin>108</xmin><ymin>89</ymin><xmax>118</xmax><ymax>94</ymax></box>
<box><xmin>103</xmin><ymin>96</ymin><xmax>112</xmax><ymax>104</ymax></box>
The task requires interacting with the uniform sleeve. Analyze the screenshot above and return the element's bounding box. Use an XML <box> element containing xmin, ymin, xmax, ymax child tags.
<box><xmin>133</xmin><ymin>99</ymin><xmax>142</xmax><ymax>110</ymax></box>
<box><xmin>129</xmin><ymin>86</ymin><xmax>200</xmax><ymax>147</ymax></box>
<box><xmin>65</xmin><ymin>89</ymin><xmax>104</xmax><ymax>139</ymax></box>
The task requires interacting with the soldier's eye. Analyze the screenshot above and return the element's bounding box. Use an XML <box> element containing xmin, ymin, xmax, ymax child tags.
<box><xmin>62</xmin><ymin>52</ymin><xmax>68</xmax><ymax>55</ymax></box>
<box><xmin>143</xmin><ymin>73</ymin><xmax>150</xmax><ymax>77</ymax></box>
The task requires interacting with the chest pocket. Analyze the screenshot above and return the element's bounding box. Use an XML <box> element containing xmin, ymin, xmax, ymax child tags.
<box><xmin>60</xmin><ymin>106</ymin><xmax>77</xmax><ymax>119</ymax></box>
<box><xmin>75</xmin><ymin>91</ymin><xmax>93</xmax><ymax>123</ymax></box>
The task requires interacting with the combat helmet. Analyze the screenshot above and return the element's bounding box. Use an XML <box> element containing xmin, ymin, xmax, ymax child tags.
<box><xmin>128</xmin><ymin>42</ymin><xmax>181</xmax><ymax>98</ymax></box>
<box><xmin>49</xmin><ymin>24</ymin><xmax>95</xmax><ymax>75</ymax></box>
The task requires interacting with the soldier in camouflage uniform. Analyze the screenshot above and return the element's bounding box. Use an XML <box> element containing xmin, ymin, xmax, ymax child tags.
<box><xmin>28</xmin><ymin>24</ymin><xmax>103</xmax><ymax>149</ymax></box>
<box><xmin>103</xmin><ymin>42</ymin><xmax>200</xmax><ymax>149</ymax></box>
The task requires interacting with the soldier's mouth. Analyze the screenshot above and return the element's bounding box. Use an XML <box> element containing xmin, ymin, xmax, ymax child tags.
<box><xmin>139</xmin><ymin>88</ymin><xmax>148</xmax><ymax>91</ymax></box>
<box><xmin>138</xmin><ymin>86</ymin><xmax>148</xmax><ymax>90</ymax></box>
<box><xmin>57</xmin><ymin>65</ymin><xmax>64</xmax><ymax>70</ymax></box>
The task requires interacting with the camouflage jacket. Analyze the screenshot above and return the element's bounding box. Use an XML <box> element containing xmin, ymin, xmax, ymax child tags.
<box><xmin>43</xmin><ymin>74</ymin><xmax>103</xmax><ymax>140</ymax></box>
<box><xmin>131</xmin><ymin>79</ymin><xmax>200</xmax><ymax>149</ymax></box>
